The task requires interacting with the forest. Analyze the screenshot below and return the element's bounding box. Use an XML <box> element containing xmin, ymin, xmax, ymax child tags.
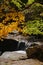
<box><xmin>0</xmin><ymin>0</ymin><xmax>43</xmax><ymax>64</ymax></box>
<box><xmin>0</xmin><ymin>0</ymin><xmax>43</xmax><ymax>40</ymax></box>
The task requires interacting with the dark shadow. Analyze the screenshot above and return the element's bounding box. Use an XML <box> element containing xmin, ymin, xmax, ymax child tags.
<box><xmin>0</xmin><ymin>39</ymin><xmax>26</xmax><ymax>56</ymax></box>
<box><xmin>0</xmin><ymin>39</ymin><xmax>18</xmax><ymax>55</ymax></box>
<box><xmin>28</xmin><ymin>49</ymin><xmax>43</xmax><ymax>62</ymax></box>
<box><xmin>18</xmin><ymin>42</ymin><xmax>26</xmax><ymax>50</ymax></box>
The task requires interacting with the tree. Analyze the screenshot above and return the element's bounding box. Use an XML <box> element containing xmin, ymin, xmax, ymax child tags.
<box><xmin>0</xmin><ymin>0</ymin><xmax>25</xmax><ymax>40</ymax></box>
<box><xmin>23</xmin><ymin>2</ymin><xmax>43</xmax><ymax>35</ymax></box>
<box><xmin>0</xmin><ymin>0</ymin><xmax>43</xmax><ymax>40</ymax></box>
<box><xmin>23</xmin><ymin>20</ymin><xmax>43</xmax><ymax>35</ymax></box>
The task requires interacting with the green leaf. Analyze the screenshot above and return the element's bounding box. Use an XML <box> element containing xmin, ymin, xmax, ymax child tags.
<box><xmin>23</xmin><ymin>19</ymin><xmax>43</xmax><ymax>35</ymax></box>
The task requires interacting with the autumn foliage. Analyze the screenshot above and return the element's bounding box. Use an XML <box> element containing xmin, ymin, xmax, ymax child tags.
<box><xmin>0</xmin><ymin>0</ymin><xmax>25</xmax><ymax>39</ymax></box>
<box><xmin>0</xmin><ymin>0</ymin><xmax>43</xmax><ymax>40</ymax></box>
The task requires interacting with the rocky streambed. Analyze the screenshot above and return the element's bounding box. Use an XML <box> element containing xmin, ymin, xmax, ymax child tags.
<box><xmin>0</xmin><ymin>50</ymin><xmax>43</xmax><ymax>65</ymax></box>
<box><xmin>0</xmin><ymin>42</ymin><xmax>43</xmax><ymax>65</ymax></box>
<box><xmin>0</xmin><ymin>31</ymin><xmax>43</xmax><ymax>65</ymax></box>
<box><xmin>0</xmin><ymin>44</ymin><xmax>43</xmax><ymax>65</ymax></box>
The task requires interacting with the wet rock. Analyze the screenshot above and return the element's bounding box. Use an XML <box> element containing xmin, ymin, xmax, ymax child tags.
<box><xmin>5</xmin><ymin>33</ymin><xmax>28</xmax><ymax>43</ymax></box>
<box><xmin>0</xmin><ymin>51</ymin><xmax>27</xmax><ymax>61</ymax></box>
<box><xmin>26</xmin><ymin>43</ymin><xmax>43</xmax><ymax>60</ymax></box>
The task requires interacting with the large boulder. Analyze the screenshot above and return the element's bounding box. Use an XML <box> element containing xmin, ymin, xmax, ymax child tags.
<box><xmin>26</xmin><ymin>43</ymin><xmax>43</xmax><ymax>60</ymax></box>
<box><xmin>0</xmin><ymin>51</ymin><xmax>27</xmax><ymax>61</ymax></box>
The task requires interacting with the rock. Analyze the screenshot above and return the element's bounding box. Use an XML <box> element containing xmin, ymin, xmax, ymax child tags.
<box><xmin>5</xmin><ymin>33</ymin><xmax>29</xmax><ymax>43</ymax></box>
<box><xmin>0</xmin><ymin>51</ymin><xmax>27</xmax><ymax>61</ymax></box>
<box><xmin>0</xmin><ymin>39</ymin><xmax>27</xmax><ymax>55</ymax></box>
<box><xmin>26</xmin><ymin>43</ymin><xmax>43</xmax><ymax>60</ymax></box>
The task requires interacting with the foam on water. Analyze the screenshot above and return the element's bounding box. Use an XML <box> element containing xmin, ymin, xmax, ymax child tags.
<box><xmin>15</xmin><ymin>50</ymin><xmax>26</xmax><ymax>54</ymax></box>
